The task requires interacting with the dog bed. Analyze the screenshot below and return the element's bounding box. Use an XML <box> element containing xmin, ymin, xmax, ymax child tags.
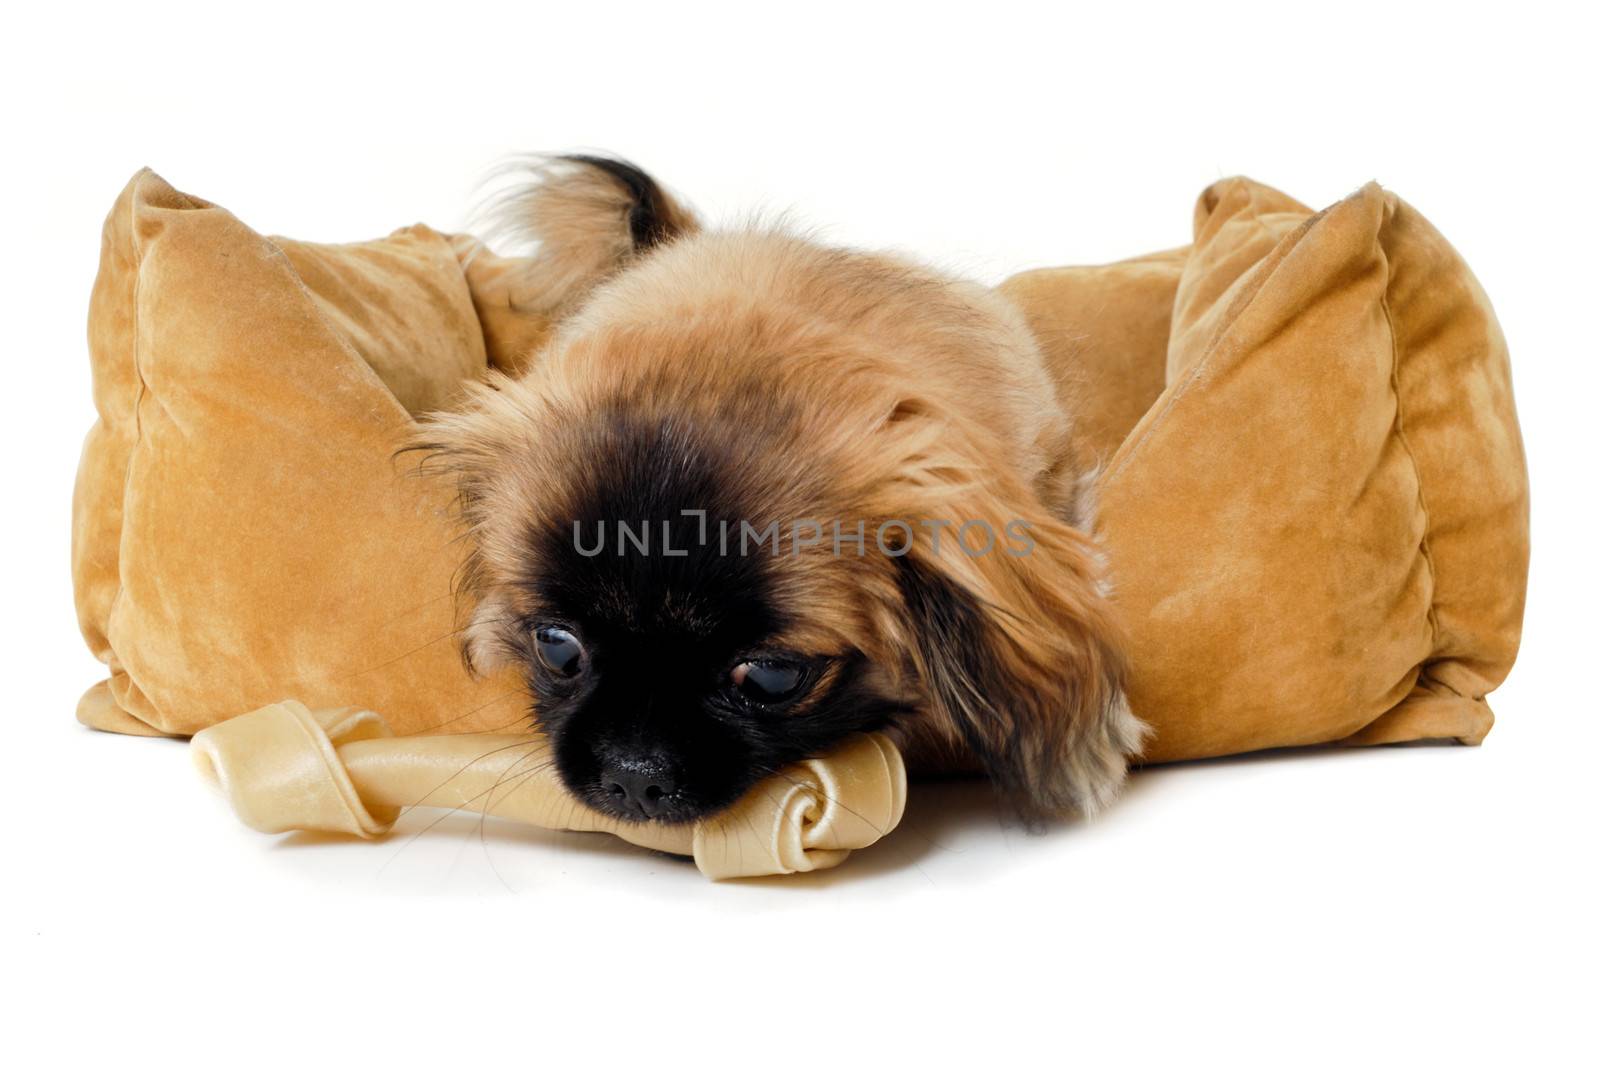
<box><xmin>71</xmin><ymin>170</ymin><xmax>1528</xmax><ymax>873</ymax></box>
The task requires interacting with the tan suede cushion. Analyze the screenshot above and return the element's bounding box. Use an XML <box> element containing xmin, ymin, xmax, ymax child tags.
<box><xmin>1085</xmin><ymin>178</ymin><xmax>1528</xmax><ymax>760</ymax></box>
<box><xmin>73</xmin><ymin>170</ymin><xmax>524</xmax><ymax>737</ymax></box>
<box><xmin>74</xmin><ymin>171</ymin><xmax>1528</xmax><ymax>765</ymax></box>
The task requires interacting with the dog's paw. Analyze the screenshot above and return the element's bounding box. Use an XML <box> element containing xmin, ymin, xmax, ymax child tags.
<box><xmin>1032</xmin><ymin>686</ymin><xmax>1149</xmax><ymax>820</ymax></box>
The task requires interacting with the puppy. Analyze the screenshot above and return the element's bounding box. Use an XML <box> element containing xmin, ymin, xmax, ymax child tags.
<box><xmin>415</xmin><ymin>155</ymin><xmax>1146</xmax><ymax>825</ymax></box>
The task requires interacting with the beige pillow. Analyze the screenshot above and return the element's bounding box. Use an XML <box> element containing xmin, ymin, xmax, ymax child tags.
<box><xmin>1082</xmin><ymin>178</ymin><xmax>1527</xmax><ymax>760</ymax></box>
<box><xmin>74</xmin><ymin>170</ymin><xmax>523</xmax><ymax>737</ymax></box>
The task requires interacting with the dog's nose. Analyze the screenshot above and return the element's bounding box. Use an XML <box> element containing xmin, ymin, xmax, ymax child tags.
<box><xmin>601</xmin><ymin>760</ymin><xmax>679</xmax><ymax>818</ymax></box>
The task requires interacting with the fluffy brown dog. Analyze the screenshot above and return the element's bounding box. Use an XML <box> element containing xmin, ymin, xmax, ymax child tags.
<box><xmin>415</xmin><ymin>155</ymin><xmax>1146</xmax><ymax>825</ymax></box>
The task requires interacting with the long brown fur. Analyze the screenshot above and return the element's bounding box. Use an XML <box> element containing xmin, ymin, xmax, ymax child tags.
<box><xmin>417</xmin><ymin>155</ymin><xmax>1147</xmax><ymax>819</ymax></box>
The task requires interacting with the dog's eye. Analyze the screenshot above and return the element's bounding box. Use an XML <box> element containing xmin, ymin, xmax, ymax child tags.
<box><xmin>533</xmin><ymin>625</ymin><xmax>585</xmax><ymax>678</ymax></box>
<box><xmin>731</xmin><ymin>658</ymin><xmax>807</xmax><ymax>705</ymax></box>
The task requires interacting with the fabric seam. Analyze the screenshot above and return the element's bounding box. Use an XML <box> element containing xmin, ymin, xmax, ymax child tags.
<box><xmin>104</xmin><ymin>182</ymin><xmax>204</xmax><ymax>728</ymax></box>
<box><xmin>1379</xmin><ymin>251</ymin><xmax>1444</xmax><ymax>669</ymax></box>
<box><xmin>1101</xmin><ymin>252</ymin><xmax>1275</xmax><ymax>489</ymax></box>
<box><xmin>103</xmin><ymin>186</ymin><xmax>152</xmax><ymax>709</ymax></box>
<box><xmin>257</xmin><ymin>233</ymin><xmax>419</xmax><ymax>428</ymax></box>
<box><xmin>1101</xmin><ymin>198</ymin><xmax>1330</xmax><ymax>492</ymax></box>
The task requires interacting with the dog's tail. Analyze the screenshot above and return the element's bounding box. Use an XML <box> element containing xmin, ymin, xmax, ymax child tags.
<box><xmin>475</xmin><ymin>153</ymin><xmax>699</xmax><ymax>318</ymax></box>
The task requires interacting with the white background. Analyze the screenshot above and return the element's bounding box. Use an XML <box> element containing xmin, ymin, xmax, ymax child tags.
<box><xmin>5</xmin><ymin>2</ymin><xmax>1595</xmax><ymax>1063</ymax></box>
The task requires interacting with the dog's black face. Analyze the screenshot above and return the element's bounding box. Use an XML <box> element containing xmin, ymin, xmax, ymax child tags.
<box><xmin>507</xmin><ymin>409</ymin><xmax>905</xmax><ymax>824</ymax></box>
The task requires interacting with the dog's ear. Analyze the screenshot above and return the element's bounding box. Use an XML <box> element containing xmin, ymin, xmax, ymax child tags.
<box><xmin>402</xmin><ymin>377</ymin><xmax>553</xmax><ymax>675</ymax></box>
<box><xmin>890</xmin><ymin>489</ymin><xmax>1147</xmax><ymax>819</ymax></box>
<box><xmin>479</xmin><ymin>154</ymin><xmax>699</xmax><ymax>317</ymax></box>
